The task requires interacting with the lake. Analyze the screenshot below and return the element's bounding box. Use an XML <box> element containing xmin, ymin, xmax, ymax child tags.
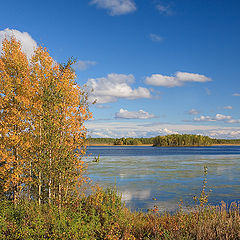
<box><xmin>86</xmin><ymin>146</ymin><xmax>240</xmax><ymax>212</ymax></box>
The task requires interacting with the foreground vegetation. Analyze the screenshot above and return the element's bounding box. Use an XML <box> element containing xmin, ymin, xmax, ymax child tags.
<box><xmin>0</xmin><ymin>190</ymin><xmax>239</xmax><ymax>240</ymax></box>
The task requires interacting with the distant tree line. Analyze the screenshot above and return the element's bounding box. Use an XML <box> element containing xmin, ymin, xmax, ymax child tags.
<box><xmin>87</xmin><ymin>137</ymin><xmax>116</xmax><ymax>145</ymax></box>
<box><xmin>152</xmin><ymin>134</ymin><xmax>213</xmax><ymax>147</ymax></box>
<box><xmin>213</xmin><ymin>138</ymin><xmax>240</xmax><ymax>144</ymax></box>
<box><xmin>114</xmin><ymin>138</ymin><xmax>142</xmax><ymax>145</ymax></box>
<box><xmin>88</xmin><ymin>137</ymin><xmax>154</xmax><ymax>145</ymax></box>
<box><xmin>88</xmin><ymin>135</ymin><xmax>240</xmax><ymax>147</ymax></box>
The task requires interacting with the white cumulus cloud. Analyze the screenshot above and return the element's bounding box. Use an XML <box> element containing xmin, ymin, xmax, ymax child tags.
<box><xmin>194</xmin><ymin>114</ymin><xmax>234</xmax><ymax>122</ymax></box>
<box><xmin>194</xmin><ymin>116</ymin><xmax>216</xmax><ymax>122</ymax></box>
<box><xmin>86</xmin><ymin>73</ymin><xmax>151</xmax><ymax>103</ymax></box>
<box><xmin>73</xmin><ymin>60</ymin><xmax>96</xmax><ymax>71</ymax></box>
<box><xmin>215</xmin><ymin>114</ymin><xmax>232</xmax><ymax>121</ymax></box>
<box><xmin>0</xmin><ymin>28</ymin><xmax>37</xmax><ymax>58</ymax></box>
<box><xmin>90</xmin><ymin>0</ymin><xmax>136</xmax><ymax>16</ymax></box>
<box><xmin>145</xmin><ymin>72</ymin><xmax>211</xmax><ymax>87</ymax></box>
<box><xmin>161</xmin><ymin>128</ymin><xmax>178</xmax><ymax>135</ymax></box>
<box><xmin>115</xmin><ymin>108</ymin><xmax>156</xmax><ymax>119</ymax></box>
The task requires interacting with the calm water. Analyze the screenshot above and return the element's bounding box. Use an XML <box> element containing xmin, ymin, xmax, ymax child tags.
<box><xmin>86</xmin><ymin>146</ymin><xmax>240</xmax><ymax>212</ymax></box>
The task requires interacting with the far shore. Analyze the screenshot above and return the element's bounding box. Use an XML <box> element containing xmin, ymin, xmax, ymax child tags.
<box><xmin>87</xmin><ymin>144</ymin><xmax>153</xmax><ymax>146</ymax></box>
<box><xmin>88</xmin><ymin>143</ymin><xmax>240</xmax><ymax>147</ymax></box>
<box><xmin>211</xmin><ymin>143</ymin><xmax>240</xmax><ymax>146</ymax></box>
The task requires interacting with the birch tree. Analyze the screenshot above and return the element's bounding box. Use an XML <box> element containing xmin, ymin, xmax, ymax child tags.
<box><xmin>0</xmin><ymin>37</ymin><xmax>92</xmax><ymax>206</ymax></box>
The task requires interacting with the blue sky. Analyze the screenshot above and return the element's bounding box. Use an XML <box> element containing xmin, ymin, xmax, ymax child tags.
<box><xmin>1</xmin><ymin>0</ymin><xmax>240</xmax><ymax>138</ymax></box>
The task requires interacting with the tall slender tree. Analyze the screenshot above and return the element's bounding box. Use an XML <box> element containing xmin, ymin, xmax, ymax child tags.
<box><xmin>0</xmin><ymin>37</ymin><xmax>92</xmax><ymax>206</ymax></box>
<box><xmin>0</xmin><ymin>38</ymin><xmax>34</xmax><ymax>203</ymax></box>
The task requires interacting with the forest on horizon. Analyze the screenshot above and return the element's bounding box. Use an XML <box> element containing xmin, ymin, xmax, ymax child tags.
<box><xmin>88</xmin><ymin>134</ymin><xmax>240</xmax><ymax>147</ymax></box>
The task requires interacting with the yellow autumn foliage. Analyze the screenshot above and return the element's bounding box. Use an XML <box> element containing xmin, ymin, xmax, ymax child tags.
<box><xmin>0</xmin><ymin>37</ymin><xmax>92</xmax><ymax>205</ymax></box>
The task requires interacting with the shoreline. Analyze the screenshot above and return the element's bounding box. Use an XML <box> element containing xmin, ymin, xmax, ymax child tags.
<box><xmin>87</xmin><ymin>144</ymin><xmax>153</xmax><ymax>146</ymax></box>
<box><xmin>211</xmin><ymin>143</ymin><xmax>240</xmax><ymax>146</ymax></box>
<box><xmin>87</xmin><ymin>143</ymin><xmax>240</xmax><ymax>147</ymax></box>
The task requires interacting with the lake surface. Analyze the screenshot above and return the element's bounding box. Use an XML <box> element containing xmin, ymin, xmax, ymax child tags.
<box><xmin>86</xmin><ymin>146</ymin><xmax>240</xmax><ymax>212</ymax></box>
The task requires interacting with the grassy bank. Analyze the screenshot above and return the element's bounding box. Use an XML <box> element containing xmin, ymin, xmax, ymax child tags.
<box><xmin>0</xmin><ymin>189</ymin><xmax>239</xmax><ymax>240</ymax></box>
